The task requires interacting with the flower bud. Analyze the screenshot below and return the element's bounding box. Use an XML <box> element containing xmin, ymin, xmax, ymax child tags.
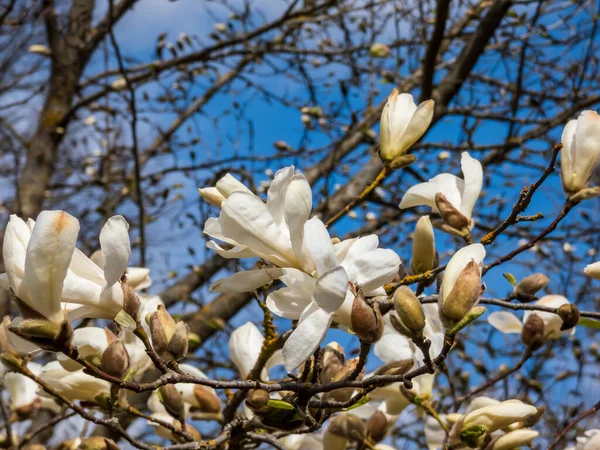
<box><xmin>122</xmin><ymin>284</ymin><xmax>141</xmax><ymax>323</ymax></box>
<box><xmin>101</xmin><ymin>340</ymin><xmax>130</xmax><ymax>379</ymax></box>
<box><xmin>319</xmin><ymin>342</ymin><xmax>345</xmax><ymax>384</ymax></box>
<box><xmin>514</xmin><ymin>273</ymin><xmax>549</xmax><ymax>297</ymax></box>
<box><xmin>461</xmin><ymin>399</ymin><xmax>537</xmax><ymax>434</ymax></box>
<box><xmin>10</xmin><ymin>319</ymin><xmax>72</xmax><ymax>352</ymax></box>
<box><xmin>558</xmin><ymin>303</ymin><xmax>580</xmax><ymax>331</ymax></box>
<box><xmin>561</xmin><ymin>110</ymin><xmax>600</xmax><ymax>195</ymax></box>
<box><xmin>79</xmin><ymin>437</ymin><xmax>120</xmax><ymax>450</ymax></box>
<box><xmin>351</xmin><ymin>294</ymin><xmax>383</xmax><ymax>343</ymax></box>
<box><xmin>584</xmin><ymin>261</ymin><xmax>600</xmax><ymax>280</ymax></box>
<box><xmin>392</xmin><ymin>287</ymin><xmax>425</xmax><ymax>339</ymax></box>
<box><xmin>149</xmin><ymin>306</ymin><xmax>189</xmax><ymax>362</ymax></box>
<box><xmin>158</xmin><ymin>385</ymin><xmax>186</xmax><ymax>422</ymax></box>
<box><xmin>327</xmin><ymin>414</ymin><xmax>367</xmax><ymax>442</ymax></box>
<box><xmin>522</xmin><ymin>405</ymin><xmax>545</xmax><ymax>427</ymax></box>
<box><xmin>369</xmin><ymin>43</ymin><xmax>390</xmax><ymax>58</ymax></box>
<box><xmin>435</xmin><ymin>193</ymin><xmax>470</xmax><ymax>230</ymax></box>
<box><xmin>366</xmin><ymin>411</ymin><xmax>388</xmax><ymax>443</ymax></box>
<box><xmin>379</xmin><ymin>89</ymin><xmax>434</xmax><ymax>166</ymax></box>
<box><xmin>192</xmin><ymin>385</ymin><xmax>221</xmax><ymax>413</ymax></box>
<box><xmin>440</xmin><ymin>260</ymin><xmax>482</xmax><ymax>325</ymax></box>
<box><xmin>322</xmin><ymin>358</ymin><xmax>363</xmax><ymax>403</ymax></box>
<box><xmin>198</xmin><ymin>187</ymin><xmax>226</xmax><ymax>207</ymax></box>
<box><xmin>246</xmin><ymin>389</ymin><xmax>270</xmax><ymax>411</ymax></box>
<box><xmin>411</xmin><ymin>216</ymin><xmax>436</xmax><ymax>274</ymax></box>
<box><xmin>521</xmin><ymin>314</ymin><xmax>545</xmax><ymax>350</ymax></box>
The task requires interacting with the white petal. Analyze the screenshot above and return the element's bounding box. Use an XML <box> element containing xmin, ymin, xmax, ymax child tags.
<box><xmin>441</xmin><ymin>243</ymin><xmax>485</xmax><ymax>303</ymax></box>
<box><xmin>333</xmin><ymin>237</ymin><xmax>359</xmax><ymax>263</ymax></box>
<box><xmin>69</xmin><ymin>248</ymin><xmax>105</xmax><ymax>284</ymax></box>
<box><xmin>396</xmin><ymin>99</ymin><xmax>434</xmax><ymax>154</ymax></box>
<box><xmin>57</xmin><ymin>327</ymin><xmax>110</xmax><ymax>371</ymax></box>
<box><xmin>459</xmin><ymin>152</ymin><xmax>483</xmax><ymax>219</ymax></box>
<box><xmin>524</xmin><ymin>295</ymin><xmax>569</xmax><ymax>339</ymax></box>
<box><xmin>266</xmin><ymin>287</ymin><xmax>312</xmax><ymax>320</ymax></box>
<box><xmin>584</xmin><ymin>261</ymin><xmax>600</xmax><ymax>279</ymax></box>
<box><xmin>229</xmin><ymin>322</ymin><xmax>264</xmax><ymax>378</ymax></box>
<box><xmin>127</xmin><ymin>267</ymin><xmax>152</xmax><ymax>290</ymax></box>
<box><xmin>206</xmin><ymin>240</ymin><xmax>257</xmax><ymax>259</ymax></box>
<box><xmin>374</xmin><ymin>329</ymin><xmax>415</xmax><ymax>364</ymax></box>
<box><xmin>283</xmin><ymin>174</ymin><xmax>313</xmax><ymax>270</ymax></box>
<box><xmin>425</xmin><ymin>415</ymin><xmax>446</xmax><ymax>450</ymax></box>
<box><xmin>220</xmin><ymin>192</ymin><xmax>295</xmax><ymax>267</ymax></box>
<box><xmin>573</xmin><ymin>111</ymin><xmax>600</xmax><ymax>188</ymax></box>
<box><xmin>283</xmin><ymin>308</ymin><xmax>332</xmax><ymax>372</ymax></box>
<box><xmin>199</xmin><ymin>187</ymin><xmax>226</xmax><ymax>207</ymax></box>
<box><xmin>303</xmin><ymin>217</ymin><xmax>337</xmax><ymax>276</ymax></box>
<box><xmin>345</xmin><ymin>248</ymin><xmax>400</xmax><ymax>292</ymax></box>
<box><xmin>488</xmin><ymin>311</ymin><xmax>523</xmax><ymax>334</ymax></box>
<box><xmin>467</xmin><ymin>396</ymin><xmax>500</xmax><ymax>413</ymax></box>
<box><xmin>493</xmin><ymin>429</ymin><xmax>539</xmax><ymax>450</ymax></box>
<box><xmin>561</xmin><ymin>119</ymin><xmax>577</xmax><ymax>190</ymax></box>
<box><xmin>2</xmin><ymin>215</ymin><xmax>31</xmax><ymax>294</ymax></box>
<box><xmin>400</xmin><ymin>174</ymin><xmax>463</xmax><ymax>212</ymax></box>
<box><xmin>210</xmin><ymin>268</ymin><xmax>283</xmax><ymax>293</ymax></box>
<box><xmin>99</xmin><ymin>215</ymin><xmax>131</xmax><ymax>291</ymax></box>
<box><xmin>312</xmin><ymin>266</ymin><xmax>348</xmax><ymax>313</ymax></box>
<box><xmin>216</xmin><ymin>173</ymin><xmax>253</xmax><ymax>198</ymax></box>
<box><xmin>412</xmin><ymin>216</ymin><xmax>436</xmax><ymax>274</ymax></box>
<box><xmin>266</xmin><ymin>166</ymin><xmax>295</xmax><ymax>227</ymax></box>
<box><xmin>4</xmin><ymin>371</ymin><xmax>39</xmax><ymax>408</ymax></box>
<box><xmin>0</xmin><ymin>273</ymin><xmax>8</xmax><ymax>290</ymax></box>
<box><xmin>23</xmin><ymin>211</ymin><xmax>79</xmax><ymax>323</ymax></box>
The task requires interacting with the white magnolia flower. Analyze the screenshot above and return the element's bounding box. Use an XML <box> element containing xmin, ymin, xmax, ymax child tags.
<box><xmin>491</xmin><ymin>429</ymin><xmax>539</xmax><ymax>450</ymax></box>
<box><xmin>400</xmin><ymin>152</ymin><xmax>483</xmax><ymax>233</ymax></box>
<box><xmin>228</xmin><ymin>322</ymin><xmax>283</xmax><ymax>379</ymax></box>
<box><xmin>2</xmin><ymin>211</ymin><xmax>79</xmax><ymax>324</ymax></box>
<box><xmin>0</xmin><ymin>213</ymin><xmax>150</xmax><ymax>323</ymax></box>
<box><xmin>57</xmin><ymin>327</ymin><xmax>115</xmax><ymax>371</ymax></box>
<box><xmin>203</xmin><ymin>167</ymin><xmax>315</xmax><ymax>273</ymax></box>
<box><xmin>39</xmin><ymin>361</ymin><xmax>111</xmax><ymax>402</ymax></box>
<box><xmin>561</xmin><ymin>111</ymin><xmax>600</xmax><ymax>195</ymax></box>
<box><xmin>379</xmin><ymin>89</ymin><xmax>434</xmax><ymax>165</ymax></box>
<box><xmin>584</xmin><ymin>261</ymin><xmax>600</xmax><ymax>279</ymax></box>
<box><xmin>565</xmin><ymin>429</ymin><xmax>600</xmax><ymax>450</ymax></box>
<box><xmin>278</xmin><ymin>433</ymin><xmax>324</xmax><ymax>450</ymax></box>
<box><xmin>461</xmin><ymin>399</ymin><xmax>537</xmax><ymax>433</ymax></box>
<box><xmin>488</xmin><ymin>295</ymin><xmax>574</xmax><ymax>340</ymax></box>
<box><xmin>265</xmin><ymin>218</ymin><xmax>400</xmax><ymax>371</ymax></box>
<box><xmin>425</xmin><ymin>415</ymin><xmax>447</xmax><ymax>450</ymax></box>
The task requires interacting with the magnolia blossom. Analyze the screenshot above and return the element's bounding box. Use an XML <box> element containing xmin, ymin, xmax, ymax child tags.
<box><xmin>565</xmin><ymin>429</ymin><xmax>600</xmax><ymax>450</ymax></box>
<box><xmin>270</xmin><ymin>218</ymin><xmax>399</xmax><ymax>371</ymax></box>
<box><xmin>488</xmin><ymin>295</ymin><xmax>574</xmax><ymax>340</ymax></box>
<box><xmin>278</xmin><ymin>433</ymin><xmax>324</xmax><ymax>450</ymax></box>
<box><xmin>40</xmin><ymin>361</ymin><xmax>111</xmax><ymax>402</ymax></box>
<box><xmin>0</xmin><ymin>213</ymin><xmax>150</xmax><ymax>323</ymax></box>
<box><xmin>379</xmin><ymin>89</ymin><xmax>434</xmax><ymax>166</ymax></box>
<box><xmin>228</xmin><ymin>322</ymin><xmax>282</xmax><ymax>379</ymax></box>
<box><xmin>438</xmin><ymin>244</ymin><xmax>485</xmax><ymax>325</ymax></box>
<box><xmin>560</xmin><ymin>111</ymin><xmax>600</xmax><ymax>195</ymax></box>
<box><xmin>400</xmin><ymin>152</ymin><xmax>483</xmax><ymax>235</ymax></box>
<box><xmin>202</xmin><ymin>167</ymin><xmax>315</xmax><ymax>273</ymax></box>
<box><xmin>460</xmin><ymin>399</ymin><xmax>537</xmax><ymax>433</ymax></box>
<box><xmin>584</xmin><ymin>261</ymin><xmax>600</xmax><ymax>279</ymax></box>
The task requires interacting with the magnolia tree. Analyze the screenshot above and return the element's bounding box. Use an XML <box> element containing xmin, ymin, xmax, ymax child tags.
<box><xmin>0</xmin><ymin>90</ymin><xmax>599</xmax><ymax>450</ymax></box>
<box><xmin>1</xmin><ymin>1</ymin><xmax>600</xmax><ymax>450</ymax></box>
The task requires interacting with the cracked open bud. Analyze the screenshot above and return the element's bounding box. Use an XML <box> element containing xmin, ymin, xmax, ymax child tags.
<box><xmin>435</xmin><ymin>193</ymin><xmax>470</xmax><ymax>231</ymax></box>
<box><xmin>485</xmin><ymin>429</ymin><xmax>539</xmax><ymax>450</ymax></box>
<box><xmin>558</xmin><ymin>303</ymin><xmax>580</xmax><ymax>331</ymax></box>
<box><xmin>149</xmin><ymin>305</ymin><xmax>189</xmax><ymax>362</ymax></box>
<box><xmin>351</xmin><ymin>292</ymin><xmax>383</xmax><ymax>343</ymax></box>
<box><xmin>439</xmin><ymin>244</ymin><xmax>485</xmax><ymax>327</ymax></box>
<box><xmin>521</xmin><ymin>314</ymin><xmax>545</xmax><ymax>350</ymax></box>
<box><xmin>320</xmin><ymin>342</ymin><xmax>345</xmax><ymax>384</ymax></box>
<box><xmin>327</xmin><ymin>413</ymin><xmax>367</xmax><ymax>443</ymax></box>
<box><xmin>412</xmin><ymin>216</ymin><xmax>437</xmax><ymax>274</ymax></box>
<box><xmin>9</xmin><ymin>318</ymin><xmax>72</xmax><ymax>352</ymax></box>
<box><xmin>78</xmin><ymin>437</ymin><xmax>120</xmax><ymax>450</ymax></box>
<box><xmin>391</xmin><ymin>287</ymin><xmax>425</xmax><ymax>339</ymax></box>
<box><xmin>459</xmin><ymin>399</ymin><xmax>537</xmax><ymax>447</ymax></box>
<box><xmin>158</xmin><ymin>385</ymin><xmax>186</xmax><ymax>422</ymax></box>
<box><xmin>379</xmin><ymin>89</ymin><xmax>434</xmax><ymax>168</ymax></box>
<box><xmin>322</xmin><ymin>358</ymin><xmax>362</xmax><ymax>403</ymax></box>
<box><xmin>514</xmin><ymin>273</ymin><xmax>549</xmax><ymax>298</ymax></box>
<box><xmin>101</xmin><ymin>339</ymin><xmax>130</xmax><ymax>379</ymax></box>
<box><xmin>366</xmin><ymin>411</ymin><xmax>388</xmax><ymax>443</ymax></box>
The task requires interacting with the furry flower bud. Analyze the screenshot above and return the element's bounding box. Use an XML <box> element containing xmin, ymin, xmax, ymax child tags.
<box><xmin>435</xmin><ymin>193</ymin><xmax>470</xmax><ymax>230</ymax></box>
<box><xmin>558</xmin><ymin>303</ymin><xmax>580</xmax><ymax>331</ymax></box>
<box><xmin>440</xmin><ymin>260</ymin><xmax>482</xmax><ymax>325</ymax></box>
<box><xmin>327</xmin><ymin>414</ymin><xmax>367</xmax><ymax>442</ymax></box>
<box><xmin>158</xmin><ymin>385</ymin><xmax>186</xmax><ymax>422</ymax></box>
<box><xmin>392</xmin><ymin>287</ymin><xmax>425</xmax><ymax>339</ymax></box>
<box><xmin>149</xmin><ymin>305</ymin><xmax>189</xmax><ymax>362</ymax></box>
<box><xmin>351</xmin><ymin>294</ymin><xmax>383</xmax><ymax>343</ymax></box>
<box><xmin>521</xmin><ymin>314</ymin><xmax>545</xmax><ymax>350</ymax></box>
<box><xmin>101</xmin><ymin>339</ymin><xmax>130</xmax><ymax>379</ymax></box>
<box><xmin>10</xmin><ymin>319</ymin><xmax>72</xmax><ymax>352</ymax></box>
<box><xmin>514</xmin><ymin>273</ymin><xmax>549</xmax><ymax>297</ymax></box>
<box><xmin>366</xmin><ymin>411</ymin><xmax>388</xmax><ymax>443</ymax></box>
